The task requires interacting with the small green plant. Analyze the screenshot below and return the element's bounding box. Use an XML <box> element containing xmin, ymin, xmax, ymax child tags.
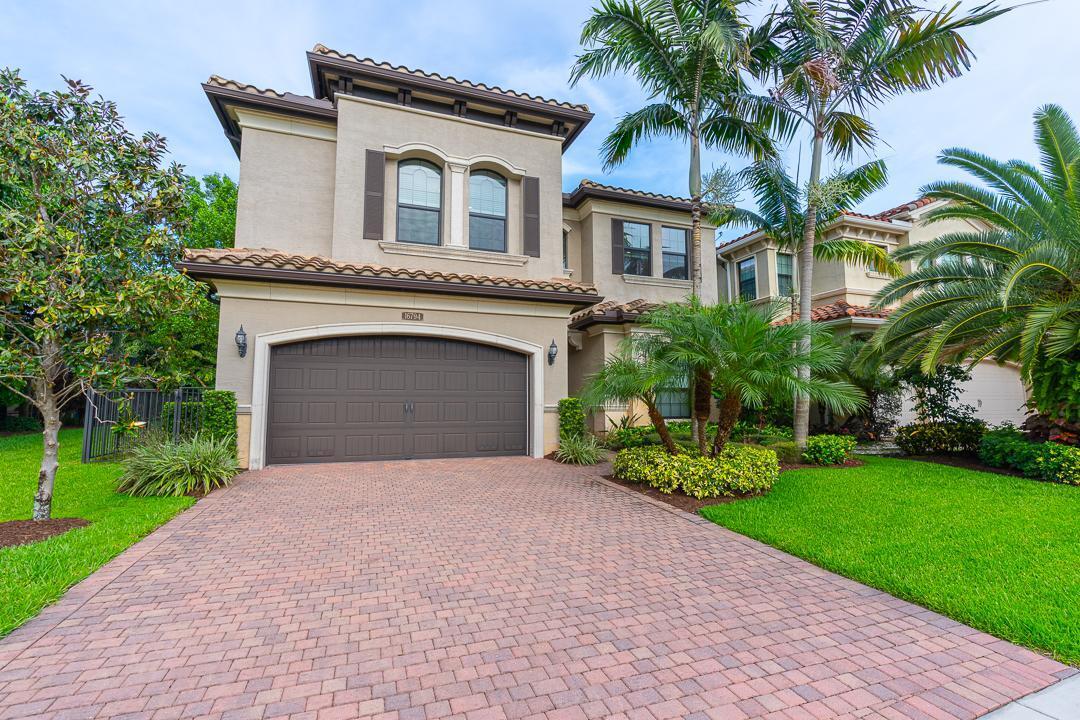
<box><xmin>802</xmin><ymin>434</ymin><xmax>857</xmax><ymax>465</ymax></box>
<box><xmin>554</xmin><ymin>434</ymin><xmax>604</xmax><ymax>465</ymax></box>
<box><xmin>612</xmin><ymin>445</ymin><xmax>779</xmax><ymax>499</ymax></box>
<box><xmin>1034</xmin><ymin>443</ymin><xmax>1080</xmax><ymax>485</ymax></box>
<box><xmin>605</xmin><ymin>425</ymin><xmax>655</xmax><ymax>449</ymax></box>
<box><xmin>0</xmin><ymin>415</ymin><xmax>41</xmax><ymax>433</ymax></box>
<box><xmin>558</xmin><ymin>397</ymin><xmax>586</xmax><ymax>442</ymax></box>
<box><xmin>118</xmin><ymin>433</ymin><xmax>239</xmax><ymax>497</ymax></box>
<box><xmin>895</xmin><ymin>421</ymin><xmax>986</xmax><ymax>455</ymax></box>
<box><xmin>980</xmin><ymin>426</ymin><xmax>1080</xmax><ymax>485</ymax></box>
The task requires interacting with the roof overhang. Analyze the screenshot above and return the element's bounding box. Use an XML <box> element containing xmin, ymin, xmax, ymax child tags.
<box><xmin>563</xmin><ymin>184</ymin><xmax>692</xmax><ymax>213</ymax></box>
<box><xmin>203</xmin><ymin>82</ymin><xmax>338</xmax><ymax>157</ymax></box>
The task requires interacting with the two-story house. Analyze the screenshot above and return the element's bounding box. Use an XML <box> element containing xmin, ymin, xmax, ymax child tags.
<box><xmin>714</xmin><ymin>198</ymin><xmax>1030</xmax><ymax>426</ymax></box>
<box><xmin>185</xmin><ymin>45</ymin><xmax>715</xmax><ymax>468</ymax></box>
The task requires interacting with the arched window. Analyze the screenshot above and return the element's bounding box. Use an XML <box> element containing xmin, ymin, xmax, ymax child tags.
<box><xmin>468</xmin><ymin>170</ymin><xmax>507</xmax><ymax>252</ymax></box>
<box><xmin>397</xmin><ymin>159</ymin><xmax>442</xmax><ymax>245</ymax></box>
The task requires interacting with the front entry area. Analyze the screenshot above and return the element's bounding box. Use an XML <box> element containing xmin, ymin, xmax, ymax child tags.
<box><xmin>265</xmin><ymin>335</ymin><xmax>528</xmax><ymax>464</ymax></box>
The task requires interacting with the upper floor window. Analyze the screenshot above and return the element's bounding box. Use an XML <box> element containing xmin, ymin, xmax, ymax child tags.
<box><xmin>623</xmin><ymin>221</ymin><xmax>652</xmax><ymax>276</ymax></box>
<box><xmin>398</xmin><ymin>159</ymin><xmax>442</xmax><ymax>245</ymax></box>
<box><xmin>777</xmin><ymin>252</ymin><xmax>794</xmax><ymax>296</ymax></box>
<box><xmin>737</xmin><ymin>257</ymin><xmax>757</xmax><ymax>301</ymax></box>
<box><xmin>562</xmin><ymin>230</ymin><xmax>570</xmax><ymax>271</ymax></box>
<box><xmin>661</xmin><ymin>227</ymin><xmax>688</xmax><ymax>280</ymax></box>
<box><xmin>468</xmin><ymin>170</ymin><xmax>507</xmax><ymax>252</ymax></box>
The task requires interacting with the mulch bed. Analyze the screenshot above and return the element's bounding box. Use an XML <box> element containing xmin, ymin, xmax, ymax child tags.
<box><xmin>603</xmin><ymin>474</ymin><xmax>761</xmax><ymax>513</ymax></box>
<box><xmin>0</xmin><ymin>518</ymin><xmax>89</xmax><ymax>549</ymax></box>
<box><xmin>905</xmin><ymin>454</ymin><xmax>1024</xmax><ymax>477</ymax></box>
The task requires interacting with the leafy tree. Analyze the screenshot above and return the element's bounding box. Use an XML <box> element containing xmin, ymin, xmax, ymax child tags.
<box><xmin>0</xmin><ymin>70</ymin><xmax>191</xmax><ymax>520</ymax></box>
<box><xmin>183</xmin><ymin>173</ymin><xmax>236</xmax><ymax>249</ymax></box>
<box><xmin>750</xmin><ymin>0</ymin><xmax>1007</xmax><ymax>448</ymax></box>
<box><xmin>896</xmin><ymin>365</ymin><xmax>976</xmax><ymax>424</ymax></box>
<box><xmin>570</xmin><ymin>0</ymin><xmax>780</xmax><ymax>297</ymax></box>
<box><xmin>868</xmin><ymin>105</ymin><xmax>1079</xmax><ymax>408</ymax></box>
<box><xmin>645</xmin><ymin>298</ymin><xmax>864</xmax><ymax>454</ymax></box>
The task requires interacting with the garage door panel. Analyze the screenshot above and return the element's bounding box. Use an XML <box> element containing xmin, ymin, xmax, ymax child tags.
<box><xmin>267</xmin><ymin>336</ymin><xmax>528</xmax><ymax>464</ymax></box>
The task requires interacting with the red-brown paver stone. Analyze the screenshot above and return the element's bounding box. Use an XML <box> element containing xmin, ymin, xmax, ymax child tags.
<box><xmin>0</xmin><ymin>457</ymin><xmax>1072</xmax><ymax>719</ymax></box>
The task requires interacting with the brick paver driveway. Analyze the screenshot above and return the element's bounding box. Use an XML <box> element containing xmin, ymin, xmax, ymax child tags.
<box><xmin>0</xmin><ymin>458</ymin><xmax>1072</xmax><ymax>720</ymax></box>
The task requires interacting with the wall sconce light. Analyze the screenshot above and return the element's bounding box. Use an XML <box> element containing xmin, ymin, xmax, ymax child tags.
<box><xmin>235</xmin><ymin>325</ymin><xmax>248</xmax><ymax>358</ymax></box>
<box><xmin>547</xmin><ymin>339</ymin><xmax>558</xmax><ymax>366</ymax></box>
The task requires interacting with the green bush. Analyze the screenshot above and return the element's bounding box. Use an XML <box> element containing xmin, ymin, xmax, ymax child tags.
<box><xmin>731</xmin><ymin>420</ymin><xmax>793</xmax><ymax>443</ymax></box>
<box><xmin>160</xmin><ymin>400</ymin><xmax>202</xmax><ymax>438</ymax></box>
<box><xmin>118</xmin><ymin>433</ymin><xmax>239</xmax><ymax>497</ymax></box>
<box><xmin>0</xmin><ymin>415</ymin><xmax>41</xmax><ymax>433</ymax></box>
<box><xmin>766</xmin><ymin>440</ymin><xmax>803</xmax><ymax>465</ymax></box>
<box><xmin>558</xmin><ymin>398</ymin><xmax>586</xmax><ymax>441</ymax></box>
<box><xmin>606</xmin><ymin>425</ymin><xmax>655</xmax><ymax>449</ymax></box>
<box><xmin>555</xmin><ymin>434</ymin><xmax>604</xmax><ymax>465</ymax></box>
<box><xmin>803</xmin><ymin>434</ymin><xmax>857</xmax><ymax>465</ymax></box>
<box><xmin>895</xmin><ymin>421</ymin><xmax>986</xmax><ymax>455</ymax></box>
<box><xmin>612</xmin><ymin>445</ymin><xmax>779</xmax><ymax>499</ymax></box>
<box><xmin>202</xmin><ymin>390</ymin><xmax>237</xmax><ymax>452</ymax></box>
<box><xmin>979</xmin><ymin>426</ymin><xmax>1034</xmax><ymax>470</ymax></box>
<box><xmin>1034</xmin><ymin>443</ymin><xmax>1080</xmax><ymax>485</ymax></box>
<box><xmin>980</xmin><ymin>427</ymin><xmax>1080</xmax><ymax>485</ymax></box>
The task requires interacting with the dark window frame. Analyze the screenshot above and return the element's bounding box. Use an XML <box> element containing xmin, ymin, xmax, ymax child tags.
<box><xmin>777</xmin><ymin>252</ymin><xmax>794</xmax><ymax>297</ymax></box>
<box><xmin>396</xmin><ymin>158</ymin><xmax>443</xmax><ymax>246</ymax></box>
<box><xmin>737</xmin><ymin>256</ymin><xmax>757</xmax><ymax>301</ymax></box>
<box><xmin>468</xmin><ymin>169</ymin><xmax>508</xmax><ymax>253</ymax></box>
<box><xmin>622</xmin><ymin>220</ymin><xmax>652</xmax><ymax>276</ymax></box>
<box><xmin>660</xmin><ymin>225</ymin><xmax>689</xmax><ymax>280</ymax></box>
<box><xmin>562</xmin><ymin>229</ymin><xmax>570</xmax><ymax>271</ymax></box>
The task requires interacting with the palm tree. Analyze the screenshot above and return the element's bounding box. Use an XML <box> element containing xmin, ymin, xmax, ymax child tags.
<box><xmin>867</xmin><ymin>104</ymin><xmax>1080</xmax><ymax>396</ymax></box>
<box><xmin>580</xmin><ymin>335</ymin><xmax>684</xmax><ymax>454</ymax></box>
<box><xmin>750</xmin><ymin>0</ymin><xmax>1008</xmax><ymax>448</ymax></box>
<box><xmin>647</xmin><ymin>299</ymin><xmax>865</xmax><ymax>454</ymax></box>
<box><xmin>570</xmin><ymin>0</ymin><xmax>781</xmax><ymax>297</ymax></box>
<box><xmin>711</xmin><ymin>157</ymin><xmax>902</xmax><ymax>280</ymax></box>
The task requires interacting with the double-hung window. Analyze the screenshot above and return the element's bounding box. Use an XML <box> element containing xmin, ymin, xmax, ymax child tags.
<box><xmin>737</xmin><ymin>257</ymin><xmax>757</xmax><ymax>301</ymax></box>
<box><xmin>397</xmin><ymin>159</ymin><xmax>442</xmax><ymax>245</ymax></box>
<box><xmin>468</xmin><ymin>170</ymin><xmax>507</xmax><ymax>252</ymax></box>
<box><xmin>622</xmin><ymin>221</ymin><xmax>651</xmax><ymax>276</ymax></box>
<box><xmin>777</xmin><ymin>252</ymin><xmax>794</xmax><ymax>297</ymax></box>
<box><xmin>661</xmin><ymin>227</ymin><xmax>688</xmax><ymax>280</ymax></box>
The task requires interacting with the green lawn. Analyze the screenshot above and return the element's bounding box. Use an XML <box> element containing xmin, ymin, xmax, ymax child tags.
<box><xmin>701</xmin><ymin>455</ymin><xmax>1080</xmax><ymax>665</ymax></box>
<box><xmin>0</xmin><ymin>429</ymin><xmax>193</xmax><ymax>636</ymax></box>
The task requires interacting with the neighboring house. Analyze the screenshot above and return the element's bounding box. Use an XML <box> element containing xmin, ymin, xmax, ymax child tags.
<box><xmin>186</xmin><ymin>45</ymin><xmax>715</xmax><ymax>468</ymax></box>
<box><xmin>714</xmin><ymin>198</ymin><xmax>1030</xmax><ymax>427</ymax></box>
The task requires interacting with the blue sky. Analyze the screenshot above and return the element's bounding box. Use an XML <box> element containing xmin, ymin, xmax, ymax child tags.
<box><xmin>5</xmin><ymin>0</ymin><xmax>1079</xmax><ymax>242</ymax></box>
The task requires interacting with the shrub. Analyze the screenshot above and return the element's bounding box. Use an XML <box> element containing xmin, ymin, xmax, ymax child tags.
<box><xmin>0</xmin><ymin>415</ymin><xmax>41</xmax><ymax>433</ymax></box>
<box><xmin>895</xmin><ymin>421</ymin><xmax>986</xmax><ymax>455</ymax></box>
<box><xmin>555</xmin><ymin>434</ymin><xmax>604</xmax><ymax>465</ymax></box>
<box><xmin>731</xmin><ymin>420</ymin><xmax>792</xmax><ymax>443</ymax></box>
<box><xmin>160</xmin><ymin>400</ymin><xmax>202</xmax><ymax>438</ymax></box>
<box><xmin>980</xmin><ymin>427</ymin><xmax>1080</xmax><ymax>485</ymax></box>
<box><xmin>612</xmin><ymin>445</ymin><xmax>779</xmax><ymax>499</ymax></box>
<box><xmin>802</xmin><ymin>434</ymin><xmax>857</xmax><ymax>465</ymax></box>
<box><xmin>118</xmin><ymin>433</ymin><xmax>239</xmax><ymax>497</ymax></box>
<box><xmin>979</xmin><ymin>425</ymin><xmax>1032</xmax><ymax>469</ymax></box>
<box><xmin>202</xmin><ymin>390</ymin><xmax>237</xmax><ymax>452</ymax></box>
<box><xmin>1033</xmin><ymin>443</ymin><xmax>1080</xmax><ymax>485</ymax></box>
<box><xmin>606</xmin><ymin>425</ymin><xmax>655</xmax><ymax>449</ymax></box>
<box><xmin>766</xmin><ymin>440</ymin><xmax>803</xmax><ymax>465</ymax></box>
<box><xmin>558</xmin><ymin>398</ymin><xmax>586</xmax><ymax>441</ymax></box>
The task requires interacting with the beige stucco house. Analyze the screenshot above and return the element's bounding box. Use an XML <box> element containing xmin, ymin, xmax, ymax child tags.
<box><xmin>186</xmin><ymin>45</ymin><xmax>715</xmax><ymax>468</ymax></box>
<box><xmin>714</xmin><ymin>198</ymin><xmax>1030</xmax><ymax>426</ymax></box>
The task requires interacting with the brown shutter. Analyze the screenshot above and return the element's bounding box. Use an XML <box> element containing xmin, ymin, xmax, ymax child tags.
<box><xmin>363</xmin><ymin>150</ymin><xmax>385</xmax><ymax>240</ymax></box>
<box><xmin>611</xmin><ymin>219</ymin><xmax>624</xmax><ymax>275</ymax></box>
<box><xmin>522</xmin><ymin>176</ymin><xmax>540</xmax><ymax>257</ymax></box>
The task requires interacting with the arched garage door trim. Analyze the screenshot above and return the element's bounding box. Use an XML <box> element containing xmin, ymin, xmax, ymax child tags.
<box><xmin>249</xmin><ymin>323</ymin><xmax>543</xmax><ymax>469</ymax></box>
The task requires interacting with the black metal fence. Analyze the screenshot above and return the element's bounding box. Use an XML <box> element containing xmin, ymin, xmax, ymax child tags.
<box><xmin>81</xmin><ymin>387</ymin><xmax>204</xmax><ymax>462</ymax></box>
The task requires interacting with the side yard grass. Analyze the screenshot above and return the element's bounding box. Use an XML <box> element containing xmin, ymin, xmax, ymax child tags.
<box><xmin>700</xmin><ymin>455</ymin><xmax>1080</xmax><ymax>665</ymax></box>
<box><xmin>0</xmin><ymin>429</ymin><xmax>193</xmax><ymax>636</ymax></box>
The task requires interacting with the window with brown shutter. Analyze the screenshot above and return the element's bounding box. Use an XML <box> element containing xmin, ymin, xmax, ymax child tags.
<box><xmin>363</xmin><ymin>150</ymin><xmax>385</xmax><ymax>240</ymax></box>
<box><xmin>610</xmin><ymin>218</ymin><xmax>624</xmax><ymax>275</ymax></box>
<box><xmin>522</xmin><ymin>176</ymin><xmax>540</xmax><ymax>257</ymax></box>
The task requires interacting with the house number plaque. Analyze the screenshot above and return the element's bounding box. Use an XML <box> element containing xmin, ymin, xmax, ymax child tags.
<box><xmin>401</xmin><ymin>311</ymin><xmax>424</xmax><ymax>321</ymax></box>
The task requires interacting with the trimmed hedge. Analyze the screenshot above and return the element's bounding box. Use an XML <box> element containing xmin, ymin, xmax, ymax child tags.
<box><xmin>203</xmin><ymin>390</ymin><xmax>237</xmax><ymax>453</ymax></box>
<box><xmin>803</xmin><ymin>434</ymin><xmax>857</xmax><ymax>465</ymax></box>
<box><xmin>895</xmin><ymin>420</ymin><xmax>985</xmax><ymax>456</ymax></box>
<box><xmin>557</xmin><ymin>397</ymin><xmax>586</xmax><ymax>442</ymax></box>
<box><xmin>980</xmin><ymin>426</ymin><xmax>1080</xmax><ymax>485</ymax></box>
<box><xmin>612</xmin><ymin>445</ymin><xmax>779</xmax><ymax>499</ymax></box>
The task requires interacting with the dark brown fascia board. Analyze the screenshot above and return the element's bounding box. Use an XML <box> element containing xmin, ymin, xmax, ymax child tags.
<box><xmin>569</xmin><ymin>308</ymin><xmax>646</xmax><ymax>330</ymax></box>
<box><xmin>306</xmin><ymin>52</ymin><xmax>594</xmax><ymax>150</ymax></box>
<box><xmin>203</xmin><ymin>83</ymin><xmax>338</xmax><ymax>158</ymax></box>
<box><xmin>562</xmin><ymin>186</ymin><xmax>692</xmax><ymax>213</ymax></box>
<box><xmin>179</xmin><ymin>260</ymin><xmax>603</xmax><ymax>311</ymax></box>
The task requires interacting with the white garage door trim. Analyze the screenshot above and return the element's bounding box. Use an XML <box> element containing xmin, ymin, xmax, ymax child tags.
<box><xmin>248</xmin><ymin>323</ymin><xmax>544</xmax><ymax>469</ymax></box>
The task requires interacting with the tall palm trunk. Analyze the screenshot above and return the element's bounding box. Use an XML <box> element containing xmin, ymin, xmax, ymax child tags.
<box><xmin>645</xmin><ymin>401</ymin><xmax>680</xmax><ymax>455</ymax></box>
<box><xmin>693</xmin><ymin>368</ymin><xmax>712</xmax><ymax>454</ymax></box>
<box><xmin>688</xmin><ymin>125</ymin><xmax>708</xmax><ymax>447</ymax></box>
<box><xmin>794</xmin><ymin>130</ymin><xmax>825</xmax><ymax>449</ymax></box>
<box><xmin>710</xmin><ymin>393</ymin><xmax>742</xmax><ymax>456</ymax></box>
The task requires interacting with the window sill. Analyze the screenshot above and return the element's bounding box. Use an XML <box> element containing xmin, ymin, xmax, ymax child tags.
<box><xmin>865</xmin><ymin>270</ymin><xmax>891</xmax><ymax>280</ymax></box>
<box><xmin>622</xmin><ymin>275</ymin><xmax>692</xmax><ymax>289</ymax></box>
<box><xmin>379</xmin><ymin>241</ymin><xmax>530</xmax><ymax>266</ymax></box>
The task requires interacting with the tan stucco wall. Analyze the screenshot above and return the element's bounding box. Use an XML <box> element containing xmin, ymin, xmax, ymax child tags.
<box><xmin>234</xmin><ymin>125</ymin><xmax>336</xmax><ymax>256</ymax></box>
<box><xmin>214</xmin><ymin>279</ymin><xmax>573</xmax><ymax>462</ymax></box>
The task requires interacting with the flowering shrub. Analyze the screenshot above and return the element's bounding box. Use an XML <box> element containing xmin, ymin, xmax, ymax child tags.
<box><xmin>981</xmin><ymin>427</ymin><xmax>1080</xmax><ymax>485</ymax></box>
<box><xmin>612</xmin><ymin>445</ymin><xmax>779</xmax><ymax>499</ymax></box>
<box><xmin>1034</xmin><ymin>443</ymin><xmax>1080</xmax><ymax>485</ymax></box>
<box><xmin>802</xmin><ymin>434</ymin><xmax>857</xmax><ymax>465</ymax></box>
<box><xmin>895</xmin><ymin>421</ymin><xmax>985</xmax><ymax>455</ymax></box>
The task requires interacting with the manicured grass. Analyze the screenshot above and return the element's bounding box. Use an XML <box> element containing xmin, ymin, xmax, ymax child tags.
<box><xmin>700</xmin><ymin>455</ymin><xmax>1080</xmax><ymax>665</ymax></box>
<box><xmin>0</xmin><ymin>429</ymin><xmax>193</xmax><ymax>636</ymax></box>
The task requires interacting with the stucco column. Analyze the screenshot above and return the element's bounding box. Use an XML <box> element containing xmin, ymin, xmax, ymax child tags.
<box><xmin>448</xmin><ymin>163</ymin><xmax>468</xmax><ymax>247</ymax></box>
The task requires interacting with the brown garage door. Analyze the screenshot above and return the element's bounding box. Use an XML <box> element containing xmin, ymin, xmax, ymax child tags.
<box><xmin>266</xmin><ymin>336</ymin><xmax>528</xmax><ymax>464</ymax></box>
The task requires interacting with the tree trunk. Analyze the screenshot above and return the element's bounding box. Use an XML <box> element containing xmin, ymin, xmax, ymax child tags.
<box><xmin>645</xmin><ymin>401</ymin><xmax>680</xmax><ymax>455</ymax></box>
<box><xmin>32</xmin><ymin>378</ymin><xmax>61</xmax><ymax>522</ymax></box>
<box><xmin>693</xmin><ymin>367</ymin><xmax>712</xmax><ymax>454</ymax></box>
<box><xmin>710</xmin><ymin>393</ymin><xmax>742</xmax><ymax>457</ymax></box>
<box><xmin>794</xmin><ymin>130</ymin><xmax>825</xmax><ymax>449</ymax></box>
<box><xmin>689</xmin><ymin>129</ymin><xmax>702</xmax><ymax>299</ymax></box>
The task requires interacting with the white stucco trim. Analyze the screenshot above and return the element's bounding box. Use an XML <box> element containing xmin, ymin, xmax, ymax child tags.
<box><xmin>382</xmin><ymin>142</ymin><xmax>528</xmax><ymax>178</ymax></box>
<box><xmin>248</xmin><ymin>322</ymin><xmax>545</xmax><ymax>469</ymax></box>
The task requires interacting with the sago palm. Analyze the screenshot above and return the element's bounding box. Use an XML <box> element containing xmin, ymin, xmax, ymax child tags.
<box><xmin>570</xmin><ymin>0</ymin><xmax>783</xmax><ymax>296</ymax></box>
<box><xmin>750</xmin><ymin>0</ymin><xmax>1008</xmax><ymax>447</ymax></box>
<box><xmin>712</xmin><ymin>157</ymin><xmax>902</xmax><ymax>288</ymax></box>
<box><xmin>868</xmin><ymin>104</ymin><xmax>1080</xmax><ymax>387</ymax></box>
<box><xmin>644</xmin><ymin>299</ymin><xmax>865</xmax><ymax>455</ymax></box>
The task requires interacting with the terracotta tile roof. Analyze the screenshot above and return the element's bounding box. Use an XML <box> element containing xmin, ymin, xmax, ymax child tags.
<box><xmin>874</xmin><ymin>196</ymin><xmax>935</xmax><ymax>219</ymax></box>
<box><xmin>205</xmin><ymin>75</ymin><xmax>334</xmax><ymax>111</ymax></box>
<box><xmin>776</xmin><ymin>301</ymin><xmax>892</xmax><ymax>325</ymax></box>
<box><xmin>181</xmin><ymin>248</ymin><xmax>599</xmax><ymax>302</ymax></box>
<box><xmin>564</xmin><ymin>180</ymin><xmax>693</xmax><ymax>211</ymax></box>
<box><xmin>569</xmin><ymin>298</ymin><xmax>659</xmax><ymax>328</ymax></box>
<box><xmin>311</xmin><ymin>44</ymin><xmax>590</xmax><ymax>113</ymax></box>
